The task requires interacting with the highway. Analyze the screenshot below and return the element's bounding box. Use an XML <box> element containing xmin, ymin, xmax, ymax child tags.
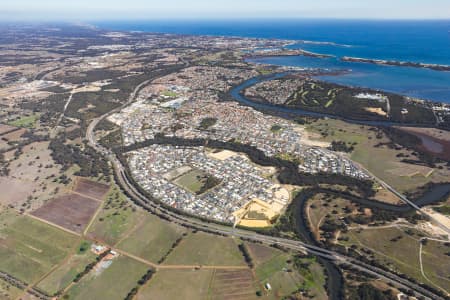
<box><xmin>86</xmin><ymin>75</ymin><xmax>447</xmax><ymax>300</ymax></box>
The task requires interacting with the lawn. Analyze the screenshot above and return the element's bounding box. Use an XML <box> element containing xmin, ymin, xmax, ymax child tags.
<box><xmin>8</xmin><ymin>114</ymin><xmax>40</xmax><ymax>128</ymax></box>
<box><xmin>163</xmin><ymin>232</ymin><xmax>245</xmax><ymax>266</ymax></box>
<box><xmin>36</xmin><ymin>244</ymin><xmax>97</xmax><ymax>296</ymax></box>
<box><xmin>115</xmin><ymin>213</ymin><xmax>185</xmax><ymax>263</ymax></box>
<box><xmin>137</xmin><ymin>269</ymin><xmax>213</xmax><ymax>300</ymax></box>
<box><xmin>0</xmin><ymin>211</ymin><xmax>79</xmax><ymax>283</ymax></box>
<box><xmin>64</xmin><ymin>256</ymin><xmax>148</xmax><ymax>300</ymax></box>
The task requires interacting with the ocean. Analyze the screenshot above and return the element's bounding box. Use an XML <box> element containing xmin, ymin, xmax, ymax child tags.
<box><xmin>94</xmin><ymin>19</ymin><xmax>450</xmax><ymax>103</ymax></box>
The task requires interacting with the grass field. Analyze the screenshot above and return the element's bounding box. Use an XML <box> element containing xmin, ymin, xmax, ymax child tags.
<box><xmin>421</xmin><ymin>240</ymin><xmax>450</xmax><ymax>292</ymax></box>
<box><xmin>174</xmin><ymin>169</ymin><xmax>219</xmax><ymax>195</ymax></box>
<box><xmin>246</xmin><ymin>243</ymin><xmax>283</xmax><ymax>267</ymax></box>
<box><xmin>64</xmin><ymin>256</ymin><xmax>148</xmax><ymax>300</ymax></box>
<box><xmin>254</xmin><ymin>252</ymin><xmax>327</xmax><ymax>299</ymax></box>
<box><xmin>0</xmin><ymin>277</ymin><xmax>23</xmax><ymax>300</ymax></box>
<box><xmin>137</xmin><ymin>269</ymin><xmax>213</xmax><ymax>300</ymax></box>
<box><xmin>35</xmin><ymin>245</ymin><xmax>97</xmax><ymax>296</ymax></box>
<box><xmin>163</xmin><ymin>232</ymin><xmax>245</xmax><ymax>266</ymax></box>
<box><xmin>87</xmin><ymin>186</ymin><xmax>143</xmax><ymax>245</ymax></box>
<box><xmin>7</xmin><ymin>114</ymin><xmax>40</xmax><ymax>128</ymax></box>
<box><xmin>0</xmin><ymin>210</ymin><xmax>79</xmax><ymax>283</ymax></box>
<box><xmin>116</xmin><ymin>213</ymin><xmax>185</xmax><ymax>263</ymax></box>
<box><xmin>343</xmin><ymin>227</ymin><xmax>423</xmax><ymax>281</ymax></box>
<box><xmin>306</xmin><ymin>119</ymin><xmax>449</xmax><ymax>192</ymax></box>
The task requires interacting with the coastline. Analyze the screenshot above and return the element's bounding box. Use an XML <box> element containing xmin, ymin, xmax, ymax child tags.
<box><xmin>341</xmin><ymin>56</ymin><xmax>450</xmax><ymax>72</ymax></box>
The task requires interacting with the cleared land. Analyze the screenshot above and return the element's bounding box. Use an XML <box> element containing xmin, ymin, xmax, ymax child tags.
<box><xmin>73</xmin><ymin>178</ymin><xmax>110</xmax><ymax>200</ymax></box>
<box><xmin>0</xmin><ymin>141</ymin><xmax>70</xmax><ymax>210</ymax></box>
<box><xmin>64</xmin><ymin>256</ymin><xmax>148</xmax><ymax>300</ymax></box>
<box><xmin>116</xmin><ymin>213</ymin><xmax>185</xmax><ymax>263</ymax></box>
<box><xmin>31</xmin><ymin>193</ymin><xmax>101</xmax><ymax>233</ymax></box>
<box><xmin>137</xmin><ymin>269</ymin><xmax>213</xmax><ymax>300</ymax></box>
<box><xmin>0</xmin><ymin>209</ymin><xmax>78</xmax><ymax>283</ymax></box>
<box><xmin>163</xmin><ymin>232</ymin><xmax>246</xmax><ymax>266</ymax></box>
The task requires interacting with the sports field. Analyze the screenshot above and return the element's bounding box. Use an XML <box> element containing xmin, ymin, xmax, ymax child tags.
<box><xmin>174</xmin><ymin>169</ymin><xmax>220</xmax><ymax>194</ymax></box>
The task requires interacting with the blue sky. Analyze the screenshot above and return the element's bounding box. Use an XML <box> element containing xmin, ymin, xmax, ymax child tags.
<box><xmin>2</xmin><ymin>0</ymin><xmax>450</xmax><ymax>20</ymax></box>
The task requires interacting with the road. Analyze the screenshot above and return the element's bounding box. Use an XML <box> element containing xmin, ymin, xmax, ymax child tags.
<box><xmin>86</xmin><ymin>75</ymin><xmax>446</xmax><ymax>300</ymax></box>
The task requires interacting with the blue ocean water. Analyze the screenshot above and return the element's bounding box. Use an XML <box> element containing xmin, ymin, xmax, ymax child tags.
<box><xmin>94</xmin><ymin>20</ymin><xmax>450</xmax><ymax>103</ymax></box>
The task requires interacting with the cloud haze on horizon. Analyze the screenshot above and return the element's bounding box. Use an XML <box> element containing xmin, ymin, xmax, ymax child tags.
<box><xmin>1</xmin><ymin>0</ymin><xmax>450</xmax><ymax>21</ymax></box>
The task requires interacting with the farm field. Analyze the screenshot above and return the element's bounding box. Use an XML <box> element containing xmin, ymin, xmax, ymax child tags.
<box><xmin>35</xmin><ymin>244</ymin><xmax>97</xmax><ymax>296</ymax></box>
<box><xmin>163</xmin><ymin>232</ymin><xmax>245</xmax><ymax>266</ymax></box>
<box><xmin>137</xmin><ymin>269</ymin><xmax>213</xmax><ymax>300</ymax></box>
<box><xmin>210</xmin><ymin>269</ymin><xmax>258</xmax><ymax>300</ymax></box>
<box><xmin>31</xmin><ymin>193</ymin><xmax>101</xmax><ymax>233</ymax></box>
<box><xmin>73</xmin><ymin>178</ymin><xmax>110</xmax><ymax>200</ymax></box>
<box><xmin>115</xmin><ymin>213</ymin><xmax>185</xmax><ymax>263</ymax></box>
<box><xmin>0</xmin><ymin>209</ymin><xmax>79</xmax><ymax>283</ymax></box>
<box><xmin>64</xmin><ymin>256</ymin><xmax>148</xmax><ymax>300</ymax></box>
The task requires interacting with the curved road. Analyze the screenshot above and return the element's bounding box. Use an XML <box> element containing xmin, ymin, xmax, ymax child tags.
<box><xmin>86</xmin><ymin>74</ymin><xmax>447</xmax><ymax>300</ymax></box>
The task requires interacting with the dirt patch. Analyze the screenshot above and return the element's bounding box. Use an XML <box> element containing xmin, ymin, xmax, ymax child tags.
<box><xmin>31</xmin><ymin>193</ymin><xmax>101</xmax><ymax>233</ymax></box>
<box><xmin>210</xmin><ymin>269</ymin><xmax>257</xmax><ymax>300</ymax></box>
<box><xmin>73</xmin><ymin>178</ymin><xmax>110</xmax><ymax>200</ymax></box>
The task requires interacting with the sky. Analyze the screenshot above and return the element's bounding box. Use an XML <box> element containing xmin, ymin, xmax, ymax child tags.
<box><xmin>1</xmin><ymin>0</ymin><xmax>450</xmax><ymax>21</ymax></box>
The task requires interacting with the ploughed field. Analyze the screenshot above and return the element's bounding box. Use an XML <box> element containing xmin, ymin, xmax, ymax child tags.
<box><xmin>31</xmin><ymin>193</ymin><xmax>101</xmax><ymax>233</ymax></box>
